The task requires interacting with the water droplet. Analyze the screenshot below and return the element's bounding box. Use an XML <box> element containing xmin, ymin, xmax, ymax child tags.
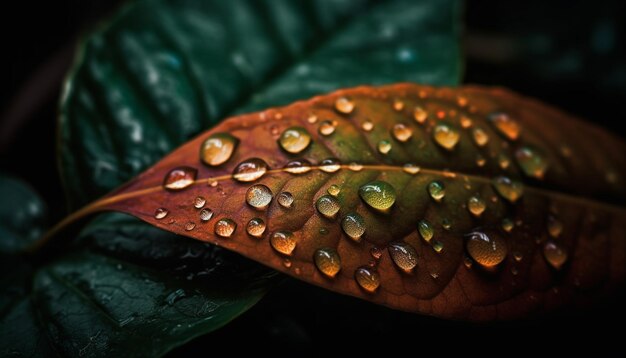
<box><xmin>402</xmin><ymin>163</ymin><xmax>420</xmax><ymax>175</ymax></box>
<box><xmin>489</xmin><ymin>112</ymin><xmax>520</xmax><ymax>140</ymax></box>
<box><xmin>215</xmin><ymin>218</ymin><xmax>236</xmax><ymax>238</ymax></box>
<box><xmin>418</xmin><ymin>220</ymin><xmax>434</xmax><ymax>242</ymax></box>
<box><xmin>335</xmin><ymin>97</ymin><xmax>355</xmax><ymax>114</ymax></box>
<box><xmin>348</xmin><ymin>162</ymin><xmax>363</xmax><ymax>171</ymax></box>
<box><xmin>283</xmin><ymin>259</ymin><xmax>292</xmax><ymax>268</ymax></box>
<box><xmin>246</xmin><ymin>217</ymin><xmax>266</xmax><ymax>238</ymax></box>
<box><xmin>207</xmin><ymin>178</ymin><xmax>218</xmax><ymax>187</ymax></box>
<box><xmin>199</xmin><ymin>208</ymin><xmax>213</xmax><ymax>222</ymax></box>
<box><xmin>328</xmin><ymin>184</ymin><xmax>341</xmax><ymax>196</ymax></box>
<box><xmin>355</xmin><ymin>267</ymin><xmax>380</xmax><ymax>293</ymax></box>
<box><xmin>472</xmin><ymin>127</ymin><xmax>489</xmax><ymax>147</ymax></box>
<box><xmin>316</xmin><ymin>195</ymin><xmax>341</xmax><ymax>218</ymax></box>
<box><xmin>184</xmin><ymin>222</ymin><xmax>196</xmax><ymax>231</ymax></box>
<box><xmin>319</xmin><ymin>227</ymin><xmax>329</xmax><ymax>235</ymax></box>
<box><xmin>413</xmin><ymin>107</ymin><xmax>428</xmax><ymax>124</ymax></box>
<box><xmin>246</xmin><ymin>184</ymin><xmax>273</xmax><ymax>209</ymax></box>
<box><xmin>341</xmin><ymin>212</ymin><xmax>366</xmax><ymax>240</ymax></box>
<box><xmin>314</xmin><ymin>248</ymin><xmax>341</xmax><ymax>278</ymax></box>
<box><xmin>513</xmin><ymin>251</ymin><xmax>523</xmax><ymax>262</ymax></box>
<box><xmin>194</xmin><ymin>196</ymin><xmax>206</xmax><ymax>209</ymax></box>
<box><xmin>284</xmin><ymin>159</ymin><xmax>312</xmax><ymax>174</ymax></box>
<box><xmin>428</xmin><ymin>181</ymin><xmax>445</xmax><ymax>201</ymax></box>
<box><xmin>270</xmin><ymin>231</ymin><xmax>296</xmax><ymax>255</ymax></box>
<box><xmin>155</xmin><ymin>208</ymin><xmax>168</xmax><ymax>220</ymax></box>
<box><xmin>359</xmin><ymin>180</ymin><xmax>396</xmax><ymax>210</ymax></box>
<box><xmin>388</xmin><ymin>241</ymin><xmax>418</xmax><ymax>273</ymax></box>
<box><xmin>163</xmin><ymin>166</ymin><xmax>197</xmax><ymax>190</ymax></box>
<box><xmin>277</xmin><ymin>192</ymin><xmax>294</xmax><ymax>208</ymax></box>
<box><xmin>433</xmin><ymin>123</ymin><xmax>460</xmax><ymax>150</ymax></box>
<box><xmin>457</xmin><ymin>96</ymin><xmax>468</xmax><ymax>107</ymax></box>
<box><xmin>432</xmin><ymin>240</ymin><xmax>444</xmax><ymax>253</ymax></box>
<box><xmin>543</xmin><ymin>241</ymin><xmax>568</xmax><ymax>269</ymax></box>
<box><xmin>515</xmin><ymin>146</ymin><xmax>548</xmax><ymax>179</ymax></box>
<box><xmin>307</xmin><ymin>114</ymin><xmax>318</xmax><ymax>124</ymax></box>
<box><xmin>465</xmin><ymin>231</ymin><xmax>508</xmax><ymax>268</ymax></box>
<box><xmin>233</xmin><ymin>158</ymin><xmax>269</xmax><ymax>182</ymax></box>
<box><xmin>442</xmin><ymin>218</ymin><xmax>452</xmax><ymax>230</ymax></box>
<box><xmin>362</xmin><ymin>120</ymin><xmax>374</xmax><ymax>132</ymax></box>
<box><xmin>370</xmin><ymin>246</ymin><xmax>383</xmax><ymax>259</ymax></box>
<box><xmin>547</xmin><ymin>216</ymin><xmax>563</xmax><ymax>238</ymax></box>
<box><xmin>278</xmin><ymin>127</ymin><xmax>312</xmax><ymax>154</ymax></box>
<box><xmin>320</xmin><ymin>158</ymin><xmax>341</xmax><ymax>173</ymax></box>
<box><xmin>476</xmin><ymin>155</ymin><xmax>486</xmax><ymax>167</ymax></box>
<box><xmin>436</xmin><ymin>110</ymin><xmax>446</xmax><ymax>119</ymax></box>
<box><xmin>492</xmin><ymin>176</ymin><xmax>524</xmax><ymax>202</ymax></box>
<box><xmin>467</xmin><ymin>195</ymin><xmax>486</xmax><ymax>217</ymax></box>
<box><xmin>460</xmin><ymin>116</ymin><xmax>473</xmax><ymax>128</ymax></box>
<box><xmin>319</xmin><ymin>120</ymin><xmax>336</xmax><ymax>136</ymax></box>
<box><xmin>377</xmin><ymin>140</ymin><xmax>392</xmax><ymax>154</ymax></box>
<box><xmin>392</xmin><ymin>123</ymin><xmax>413</xmax><ymax>142</ymax></box>
<box><xmin>501</xmin><ymin>218</ymin><xmax>514</xmax><ymax>232</ymax></box>
<box><xmin>393</xmin><ymin>99</ymin><xmax>405</xmax><ymax>111</ymax></box>
<box><xmin>200</xmin><ymin>133</ymin><xmax>239</xmax><ymax>166</ymax></box>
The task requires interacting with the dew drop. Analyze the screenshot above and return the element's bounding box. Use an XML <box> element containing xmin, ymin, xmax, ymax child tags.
<box><xmin>460</xmin><ymin>116</ymin><xmax>473</xmax><ymax>128</ymax></box>
<box><xmin>335</xmin><ymin>97</ymin><xmax>355</xmax><ymax>114</ymax></box>
<box><xmin>199</xmin><ymin>208</ymin><xmax>213</xmax><ymax>222</ymax></box>
<box><xmin>401</xmin><ymin>163</ymin><xmax>420</xmax><ymax>175</ymax></box>
<box><xmin>465</xmin><ymin>230</ymin><xmax>508</xmax><ymax>267</ymax></box>
<box><xmin>215</xmin><ymin>218</ymin><xmax>236</xmax><ymax>238</ymax></box>
<box><xmin>418</xmin><ymin>220</ymin><xmax>434</xmax><ymax>242</ymax></box>
<box><xmin>388</xmin><ymin>241</ymin><xmax>418</xmax><ymax>273</ymax></box>
<box><xmin>413</xmin><ymin>107</ymin><xmax>428</xmax><ymax>124</ymax></box>
<box><xmin>163</xmin><ymin>166</ymin><xmax>197</xmax><ymax>190</ymax></box>
<box><xmin>341</xmin><ymin>212</ymin><xmax>366</xmax><ymax>240</ymax></box>
<box><xmin>498</xmin><ymin>154</ymin><xmax>511</xmax><ymax>170</ymax></box>
<box><xmin>362</xmin><ymin>120</ymin><xmax>374</xmax><ymax>132</ymax></box>
<box><xmin>278</xmin><ymin>127</ymin><xmax>312</xmax><ymax>154</ymax></box>
<box><xmin>327</xmin><ymin>184</ymin><xmax>341</xmax><ymax>196</ymax></box>
<box><xmin>193</xmin><ymin>196</ymin><xmax>206</xmax><ymax>209</ymax></box>
<box><xmin>457</xmin><ymin>96</ymin><xmax>468</xmax><ymax>107</ymax></box>
<box><xmin>319</xmin><ymin>120</ymin><xmax>336</xmax><ymax>136</ymax></box>
<box><xmin>155</xmin><ymin>208</ymin><xmax>169</xmax><ymax>220</ymax></box>
<box><xmin>359</xmin><ymin>180</ymin><xmax>396</xmax><ymax>210</ymax></box>
<box><xmin>355</xmin><ymin>266</ymin><xmax>380</xmax><ymax>293</ymax></box>
<box><xmin>428</xmin><ymin>181</ymin><xmax>445</xmax><ymax>201</ymax></box>
<box><xmin>246</xmin><ymin>184</ymin><xmax>273</xmax><ymax>209</ymax></box>
<box><xmin>393</xmin><ymin>99</ymin><xmax>405</xmax><ymax>111</ymax></box>
<box><xmin>489</xmin><ymin>112</ymin><xmax>520</xmax><ymax>140</ymax></box>
<box><xmin>370</xmin><ymin>246</ymin><xmax>383</xmax><ymax>259</ymax></box>
<box><xmin>314</xmin><ymin>248</ymin><xmax>341</xmax><ymax>278</ymax></box>
<box><xmin>442</xmin><ymin>218</ymin><xmax>452</xmax><ymax>230</ymax></box>
<box><xmin>392</xmin><ymin>123</ymin><xmax>413</xmax><ymax>142</ymax></box>
<box><xmin>246</xmin><ymin>217</ymin><xmax>266</xmax><ymax>238</ymax></box>
<box><xmin>492</xmin><ymin>176</ymin><xmax>524</xmax><ymax>202</ymax></box>
<box><xmin>207</xmin><ymin>178</ymin><xmax>218</xmax><ymax>187</ymax></box>
<box><xmin>467</xmin><ymin>195</ymin><xmax>486</xmax><ymax>217</ymax></box>
<box><xmin>515</xmin><ymin>146</ymin><xmax>548</xmax><ymax>179</ymax></box>
<box><xmin>307</xmin><ymin>114</ymin><xmax>318</xmax><ymax>124</ymax></box>
<box><xmin>320</xmin><ymin>158</ymin><xmax>341</xmax><ymax>173</ymax></box>
<box><xmin>433</xmin><ymin>123</ymin><xmax>460</xmax><ymax>150</ymax></box>
<box><xmin>316</xmin><ymin>195</ymin><xmax>341</xmax><ymax>218</ymax></box>
<box><xmin>547</xmin><ymin>216</ymin><xmax>563</xmax><ymax>238</ymax></box>
<box><xmin>348</xmin><ymin>162</ymin><xmax>363</xmax><ymax>171</ymax></box>
<box><xmin>464</xmin><ymin>256</ymin><xmax>473</xmax><ymax>268</ymax></box>
<box><xmin>543</xmin><ymin>241</ymin><xmax>568</xmax><ymax>269</ymax></box>
<box><xmin>277</xmin><ymin>192</ymin><xmax>294</xmax><ymax>208</ymax></box>
<box><xmin>472</xmin><ymin>127</ymin><xmax>489</xmax><ymax>147</ymax></box>
<box><xmin>184</xmin><ymin>222</ymin><xmax>196</xmax><ymax>231</ymax></box>
<box><xmin>476</xmin><ymin>155</ymin><xmax>486</xmax><ymax>167</ymax></box>
<box><xmin>200</xmin><ymin>133</ymin><xmax>239</xmax><ymax>166</ymax></box>
<box><xmin>284</xmin><ymin>159</ymin><xmax>312</xmax><ymax>174</ymax></box>
<box><xmin>233</xmin><ymin>158</ymin><xmax>269</xmax><ymax>182</ymax></box>
<box><xmin>283</xmin><ymin>259</ymin><xmax>292</xmax><ymax>268</ymax></box>
<box><xmin>513</xmin><ymin>251</ymin><xmax>524</xmax><ymax>262</ymax></box>
<box><xmin>270</xmin><ymin>231</ymin><xmax>296</xmax><ymax>255</ymax></box>
<box><xmin>501</xmin><ymin>218</ymin><xmax>514</xmax><ymax>232</ymax></box>
<box><xmin>432</xmin><ymin>240</ymin><xmax>444</xmax><ymax>253</ymax></box>
<box><xmin>377</xmin><ymin>140</ymin><xmax>392</xmax><ymax>154</ymax></box>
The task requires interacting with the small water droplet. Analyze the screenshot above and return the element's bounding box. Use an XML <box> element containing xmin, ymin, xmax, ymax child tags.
<box><xmin>513</xmin><ymin>251</ymin><xmax>523</xmax><ymax>262</ymax></box>
<box><xmin>314</xmin><ymin>248</ymin><xmax>341</xmax><ymax>278</ymax></box>
<box><xmin>215</xmin><ymin>218</ymin><xmax>236</xmax><ymax>238</ymax></box>
<box><xmin>207</xmin><ymin>178</ymin><xmax>218</xmax><ymax>187</ymax></box>
<box><xmin>501</xmin><ymin>218</ymin><xmax>514</xmax><ymax>232</ymax></box>
<box><xmin>388</xmin><ymin>241</ymin><xmax>418</xmax><ymax>273</ymax></box>
<box><xmin>460</xmin><ymin>116</ymin><xmax>473</xmax><ymax>128</ymax></box>
<box><xmin>348</xmin><ymin>162</ymin><xmax>363</xmax><ymax>171</ymax></box>
<box><xmin>307</xmin><ymin>114</ymin><xmax>318</xmax><ymax>124</ymax></box>
<box><xmin>413</xmin><ymin>106</ymin><xmax>428</xmax><ymax>124</ymax></box>
<box><xmin>200</xmin><ymin>133</ymin><xmax>239</xmax><ymax>166</ymax></box>
<box><xmin>402</xmin><ymin>163</ymin><xmax>420</xmax><ymax>175</ymax></box>
<box><xmin>464</xmin><ymin>256</ymin><xmax>473</xmax><ymax>268</ymax></box>
<box><xmin>316</xmin><ymin>195</ymin><xmax>341</xmax><ymax>218</ymax></box>
<box><xmin>370</xmin><ymin>246</ymin><xmax>383</xmax><ymax>259</ymax></box>
<box><xmin>392</xmin><ymin>99</ymin><xmax>405</xmax><ymax>111</ymax></box>
<box><xmin>270</xmin><ymin>231</ymin><xmax>296</xmax><ymax>255</ymax></box>
<box><xmin>277</xmin><ymin>192</ymin><xmax>294</xmax><ymax>208</ymax></box>
<box><xmin>246</xmin><ymin>217</ymin><xmax>266</xmax><ymax>238</ymax></box>
<box><xmin>515</xmin><ymin>146</ymin><xmax>548</xmax><ymax>179</ymax></box>
<box><xmin>467</xmin><ymin>195</ymin><xmax>486</xmax><ymax>217</ymax></box>
<box><xmin>547</xmin><ymin>216</ymin><xmax>563</xmax><ymax>238</ymax></box>
<box><xmin>433</xmin><ymin>123</ymin><xmax>460</xmax><ymax>150</ymax></box>
<box><xmin>341</xmin><ymin>212</ymin><xmax>366</xmax><ymax>240</ymax></box>
<box><xmin>359</xmin><ymin>180</ymin><xmax>396</xmax><ymax>210</ymax></box>
<box><xmin>492</xmin><ymin>176</ymin><xmax>524</xmax><ymax>202</ymax></box>
<box><xmin>442</xmin><ymin>218</ymin><xmax>452</xmax><ymax>230</ymax></box>
<box><xmin>284</xmin><ymin>159</ymin><xmax>312</xmax><ymax>174</ymax></box>
<box><xmin>498</xmin><ymin>154</ymin><xmax>510</xmax><ymax>169</ymax></box>
<box><xmin>355</xmin><ymin>266</ymin><xmax>380</xmax><ymax>293</ymax></box>
<box><xmin>362</xmin><ymin>120</ymin><xmax>374</xmax><ymax>132</ymax></box>
<box><xmin>319</xmin><ymin>120</ymin><xmax>336</xmax><ymax>136</ymax></box>
<box><xmin>246</xmin><ymin>184</ymin><xmax>273</xmax><ymax>209</ymax></box>
<box><xmin>392</xmin><ymin>123</ymin><xmax>413</xmax><ymax>142</ymax></box>
<box><xmin>283</xmin><ymin>259</ymin><xmax>292</xmax><ymax>268</ymax></box>
<box><xmin>194</xmin><ymin>196</ymin><xmax>206</xmax><ymax>209</ymax></box>
<box><xmin>335</xmin><ymin>97</ymin><xmax>355</xmax><ymax>114</ymax></box>
<box><xmin>320</xmin><ymin>158</ymin><xmax>341</xmax><ymax>173</ymax></box>
<box><xmin>278</xmin><ymin>127</ymin><xmax>312</xmax><ymax>154</ymax></box>
<box><xmin>472</xmin><ymin>127</ymin><xmax>489</xmax><ymax>147</ymax></box>
<box><xmin>418</xmin><ymin>220</ymin><xmax>434</xmax><ymax>242</ymax></box>
<box><xmin>163</xmin><ymin>166</ymin><xmax>197</xmax><ymax>190</ymax></box>
<box><xmin>198</xmin><ymin>208</ymin><xmax>213</xmax><ymax>222</ymax></box>
<box><xmin>465</xmin><ymin>230</ymin><xmax>508</xmax><ymax>268</ymax></box>
<box><xmin>184</xmin><ymin>222</ymin><xmax>196</xmax><ymax>231</ymax></box>
<box><xmin>327</xmin><ymin>184</ymin><xmax>341</xmax><ymax>196</ymax></box>
<box><xmin>432</xmin><ymin>240</ymin><xmax>444</xmax><ymax>253</ymax></box>
<box><xmin>155</xmin><ymin>208</ymin><xmax>169</xmax><ymax>220</ymax></box>
<box><xmin>489</xmin><ymin>112</ymin><xmax>520</xmax><ymax>140</ymax></box>
<box><xmin>428</xmin><ymin>181</ymin><xmax>445</xmax><ymax>201</ymax></box>
<box><xmin>457</xmin><ymin>96</ymin><xmax>468</xmax><ymax>107</ymax></box>
<box><xmin>233</xmin><ymin>158</ymin><xmax>269</xmax><ymax>182</ymax></box>
<box><xmin>543</xmin><ymin>241</ymin><xmax>568</xmax><ymax>269</ymax></box>
<box><xmin>377</xmin><ymin>140</ymin><xmax>392</xmax><ymax>154</ymax></box>
<box><xmin>476</xmin><ymin>155</ymin><xmax>486</xmax><ymax>167</ymax></box>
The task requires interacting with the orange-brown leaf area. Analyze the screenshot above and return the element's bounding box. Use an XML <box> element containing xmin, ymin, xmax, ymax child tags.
<box><xmin>88</xmin><ymin>83</ymin><xmax>625</xmax><ymax>320</ymax></box>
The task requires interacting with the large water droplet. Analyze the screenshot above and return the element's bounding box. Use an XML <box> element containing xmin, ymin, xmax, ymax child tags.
<box><xmin>335</xmin><ymin>97</ymin><xmax>355</xmax><ymax>114</ymax></box>
<box><xmin>472</xmin><ymin>127</ymin><xmax>489</xmax><ymax>147</ymax></box>
<box><xmin>233</xmin><ymin>158</ymin><xmax>269</xmax><ymax>182</ymax></box>
<box><xmin>413</xmin><ymin>106</ymin><xmax>428</xmax><ymax>124</ymax></box>
<box><xmin>428</xmin><ymin>181</ymin><xmax>445</xmax><ymax>201</ymax></box>
<box><xmin>199</xmin><ymin>208</ymin><xmax>213</xmax><ymax>222</ymax></box>
<box><xmin>465</xmin><ymin>231</ymin><xmax>508</xmax><ymax>267</ymax></box>
<box><xmin>359</xmin><ymin>180</ymin><xmax>396</xmax><ymax>210</ymax></box>
<box><xmin>316</xmin><ymin>195</ymin><xmax>341</xmax><ymax>218</ymax></box>
<box><xmin>314</xmin><ymin>248</ymin><xmax>341</xmax><ymax>278</ymax></box>
<box><xmin>403</xmin><ymin>163</ymin><xmax>420</xmax><ymax>175</ymax></box>
<box><xmin>215</xmin><ymin>218</ymin><xmax>236</xmax><ymax>238</ymax></box>
<box><xmin>388</xmin><ymin>241</ymin><xmax>418</xmax><ymax>273</ymax></box>
<box><xmin>489</xmin><ymin>112</ymin><xmax>520</xmax><ymax>140</ymax></box>
<box><xmin>467</xmin><ymin>195</ymin><xmax>486</xmax><ymax>217</ymax></box>
<box><xmin>278</xmin><ymin>127</ymin><xmax>312</xmax><ymax>154</ymax></box>
<box><xmin>155</xmin><ymin>208</ymin><xmax>169</xmax><ymax>220</ymax></box>
<box><xmin>284</xmin><ymin>159</ymin><xmax>312</xmax><ymax>174</ymax></box>
<box><xmin>246</xmin><ymin>184</ymin><xmax>273</xmax><ymax>209</ymax></box>
<box><xmin>547</xmin><ymin>216</ymin><xmax>563</xmax><ymax>238</ymax></box>
<box><xmin>277</xmin><ymin>192</ymin><xmax>294</xmax><ymax>208</ymax></box>
<box><xmin>200</xmin><ymin>133</ymin><xmax>238</xmax><ymax>166</ymax></box>
<box><xmin>433</xmin><ymin>123</ymin><xmax>460</xmax><ymax>150</ymax></box>
<box><xmin>515</xmin><ymin>146</ymin><xmax>548</xmax><ymax>179</ymax></box>
<box><xmin>342</xmin><ymin>212</ymin><xmax>366</xmax><ymax>240</ymax></box>
<box><xmin>163</xmin><ymin>166</ymin><xmax>197</xmax><ymax>190</ymax></box>
<box><xmin>246</xmin><ymin>217</ymin><xmax>266</xmax><ymax>238</ymax></box>
<box><xmin>194</xmin><ymin>196</ymin><xmax>206</xmax><ymax>209</ymax></box>
<box><xmin>320</xmin><ymin>158</ymin><xmax>341</xmax><ymax>173</ymax></box>
<box><xmin>328</xmin><ymin>184</ymin><xmax>341</xmax><ymax>196</ymax></box>
<box><xmin>418</xmin><ymin>220</ymin><xmax>434</xmax><ymax>242</ymax></box>
<box><xmin>377</xmin><ymin>140</ymin><xmax>392</xmax><ymax>154</ymax></box>
<box><xmin>543</xmin><ymin>241</ymin><xmax>568</xmax><ymax>269</ymax></box>
<box><xmin>492</xmin><ymin>176</ymin><xmax>524</xmax><ymax>202</ymax></box>
<box><xmin>270</xmin><ymin>231</ymin><xmax>296</xmax><ymax>255</ymax></box>
<box><xmin>355</xmin><ymin>266</ymin><xmax>380</xmax><ymax>293</ymax></box>
<box><xmin>319</xmin><ymin>120</ymin><xmax>336</xmax><ymax>136</ymax></box>
<box><xmin>392</xmin><ymin>123</ymin><xmax>413</xmax><ymax>142</ymax></box>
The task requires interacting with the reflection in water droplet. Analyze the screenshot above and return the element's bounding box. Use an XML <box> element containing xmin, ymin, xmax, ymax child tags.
<box><xmin>348</xmin><ymin>162</ymin><xmax>363</xmax><ymax>171</ymax></box>
<box><xmin>433</xmin><ymin>123</ymin><xmax>460</xmax><ymax>150</ymax></box>
<box><xmin>547</xmin><ymin>216</ymin><xmax>563</xmax><ymax>238</ymax></box>
<box><xmin>501</xmin><ymin>218</ymin><xmax>514</xmax><ymax>232</ymax></box>
<box><xmin>185</xmin><ymin>222</ymin><xmax>196</xmax><ymax>231</ymax></box>
<box><xmin>200</xmin><ymin>133</ymin><xmax>239</xmax><ymax>166</ymax></box>
<box><xmin>163</xmin><ymin>166</ymin><xmax>197</xmax><ymax>190</ymax></box>
<box><xmin>388</xmin><ymin>241</ymin><xmax>418</xmax><ymax>273</ymax></box>
<box><xmin>246</xmin><ymin>217</ymin><xmax>266</xmax><ymax>238</ymax></box>
<box><xmin>515</xmin><ymin>146</ymin><xmax>548</xmax><ymax>179</ymax></box>
<box><xmin>492</xmin><ymin>176</ymin><xmax>524</xmax><ymax>202</ymax></box>
<box><xmin>319</xmin><ymin>120</ymin><xmax>336</xmax><ymax>136</ymax></box>
<box><xmin>377</xmin><ymin>140</ymin><xmax>392</xmax><ymax>154</ymax></box>
<box><xmin>194</xmin><ymin>196</ymin><xmax>206</xmax><ymax>209</ymax></box>
<box><xmin>543</xmin><ymin>241</ymin><xmax>568</xmax><ymax>269</ymax></box>
<box><xmin>155</xmin><ymin>208</ymin><xmax>169</xmax><ymax>220</ymax></box>
<box><xmin>215</xmin><ymin>218</ymin><xmax>236</xmax><ymax>238</ymax></box>
<box><xmin>465</xmin><ymin>230</ymin><xmax>508</xmax><ymax>267</ymax></box>
<box><xmin>335</xmin><ymin>97</ymin><xmax>355</xmax><ymax>114</ymax></box>
<box><xmin>327</xmin><ymin>184</ymin><xmax>341</xmax><ymax>196</ymax></box>
<box><xmin>246</xmin><ymin>184</ymin><xmax>273</xmax><ymax>209</ymax></box>
<box><xmin>316</xmin><ymin>195</ymin><xmax>341</xmax><ymax>218</ymax></box>
<box><xmin>359</xmin><ymin>180</ymin><xmax>396</xmax><ymax>211</ymax></box>
<box><xmin>284</xmin><ymin>159</ymin><xmax>312</xmax><ymax>174</ymax></box>
<box><xmin>355</xmin><ymin>266</ymin><xmax>380</xmax><ymax>293</ymax></box>
<box><xmin>393</xmin><ymin>99</ymin><xmax>405</xmax><ymax>111</ymax></box>
<box><xmin>428</xmin><ymin>181</ymin><xmax>445</xmax><ymax>201</ymax></box>
<box><xmin>320</xmin><ymin>158</ymin><xmax>341</xmax><ymax>173</ymax></box>
<box><xmin>199</xmin><ymin>208</ymin><xmax>213</xmax><ymax>222</ymax></box>
<box><xmin>278</xmin><ymin>127</ymin><xmax>312</xmax><ymax>154</ymax></box>
<box><xmin>418</xmin><ymin>220</ymin><xmax>434</xmax><ymax>242</ymax></box>
<box><xmin>392</xmin><ymin>123</ymin><xmax>413</xmax><ymax>142</ymax></box>
<box><xmin>467</xmin><ymin>195</ymin><xmax>486</xmax><ymax>217</ymax></box>
<box><xmin>271</xmin><ymin>231</ymin><xmax>296</xmax><ymax>255</ymax></box>
<box><xmin>342</xmin><ymin>212</ymin><xmax>366</xmax><ymax>240</ymax></box>
<box><xmin>432</xmin><ymin>240</ymin><xmax>444</xmax><ymax>253</ymax></box>
<box><xmin>314</xmin><ymin>248</ymin><xmax>341</xmax><ymax>278</ymax></box>
<box><xmin>489</xmin><ymin>112</ymin><xmax>520</xmax><ymax>140</ymax></box>
<box><xmin>413</xmin><ymin>106</ymin><xmax>428</xmax><ymax>124</ymax></box>
<box><xmin>362</xmin><ymin>120</ymin><xmax>374</xmax><ymax>132</ymax></box>
<box><xmin>472</xmin><ymin>127</ymin><xmax>489</xmax><ymax>147</ymax></box>
<box><xmin>277</xmin><ymin>192</ymin><xmax>294</xmax><ymax>208</ymax></box>
<box><xmin>233</xmin><ymin>158</ymin><xmax>269</xmax><ymax>182</ymax></box>
<box><xmin>403</xmin><ymin>163</ymin><xmax>420</xmax><ymax>175</ymax></box>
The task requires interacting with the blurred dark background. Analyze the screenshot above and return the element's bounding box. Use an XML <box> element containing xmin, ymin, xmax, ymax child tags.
<box><xmin>1</xmin><ymin>0</ymin><xmax>624</xmax><ymax>357</ymax></box>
